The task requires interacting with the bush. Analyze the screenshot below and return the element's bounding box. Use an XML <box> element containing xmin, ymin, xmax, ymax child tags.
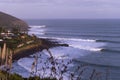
<box><xmin>0</xmin><ymin>71</ymin><xmax>57</xmax><ymax>80</ymax></box>
<box><xmin>9</xmin><ymin>74</ymin><xmax>24</xmax><ymax>80</ymax></box>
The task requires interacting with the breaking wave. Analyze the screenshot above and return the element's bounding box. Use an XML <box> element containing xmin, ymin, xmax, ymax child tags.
<box><xmin>40</xmin><ymin>37</ymin><xmax>105</xmax><ymax>52</ymax></box>
<box><xmin>30</xmin><ymin>25</ymin><xmax>46</xmax><ymax>28</ymax></box>
<box><xmin>28</xmin><ymin>25</ymin><xmax>46</xmax><ymax>35</ymax></box>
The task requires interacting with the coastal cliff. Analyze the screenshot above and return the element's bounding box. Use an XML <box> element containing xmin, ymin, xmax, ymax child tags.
<box><xmin>0</xmin><ymin>12</ymin><xmax>68</xmax><ymax>61</ymax></box>
<box><xmin>0</xmin><ymin>12</ymin><xmax>69</xmax><ymax>80</ymax></box>
<box><xmin>13</xmin><ymin>38</ymin><xmax>69</xmax><ymax>60</ymax></box>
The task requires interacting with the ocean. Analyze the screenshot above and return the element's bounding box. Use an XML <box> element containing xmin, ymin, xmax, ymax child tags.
<box><xmin>12</xmin><ymin>19</ymin><xmax>120</xmax><ymax>80</ymax></box>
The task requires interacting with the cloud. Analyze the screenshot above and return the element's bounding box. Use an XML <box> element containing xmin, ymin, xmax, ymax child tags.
<box><xmin>0</xmin><ymin>0</ymin><xmax>53</xmax><ymax>3</ymax></box>
<box><xmin>0</xmin><ymin>0</ymin><xmax>120</xmax><ymax>19</ymax></box>
<box><xmin>0</xmin><ymin>0</ymin><xmax>120</xmax><ymax>7</ymax></box>
<box><xmin>0</xmin><ymin>0</ymin><xmax>35</xmax><ymax>3</ymax></box>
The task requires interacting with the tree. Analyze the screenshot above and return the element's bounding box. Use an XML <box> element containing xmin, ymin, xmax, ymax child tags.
<box><xmin>0</xmin><ymin>27</ymin><xmax>6</xmax><ymax>33</ymax></box>
<box><xmin>12</xmin><ymin>26</ymin><xmax>20</xmax><ymax>34</ymax></box>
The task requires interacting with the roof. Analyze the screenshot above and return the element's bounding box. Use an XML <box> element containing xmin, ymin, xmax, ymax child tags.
<box><xmin>0</xmin><ymin>39</ymin><xmax>3</xmax><ymax>42</ymax></box>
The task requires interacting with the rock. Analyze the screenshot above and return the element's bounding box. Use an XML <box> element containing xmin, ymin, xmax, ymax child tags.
<box><xmin>60</xmin><ymin>44</ymin><xmax>69</xmax><ymax>47</ymax></box>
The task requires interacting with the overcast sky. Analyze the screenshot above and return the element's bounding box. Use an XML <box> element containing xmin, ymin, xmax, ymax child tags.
<box><xmin>0</xmin><ymin>0</ymin><xmax>120</xmax><ymax>19</ymax></box>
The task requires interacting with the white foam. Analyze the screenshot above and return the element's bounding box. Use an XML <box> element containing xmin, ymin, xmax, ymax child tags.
<box><xmin>28</xmin><ymin>25</ymin><xmax>46</xmax><ymax>35</ymax></box>
<box><xmin>17</xmin><ymin>51</ymin><xmax>73</xmax><ymax>80</ymax></box>
<box><xmin>43</xmin><ymin>47</ymin><xmax>90</xmax><ymax>59</ymax></box>
<box><xmin>45</xmin><ymin>37</ymin><xmax>96</xmax><ymax>42</ymax></box>
<box><xmin>40</xmin><ymin>37</ymin><xmax>105</xmax><ymax>52</ymax></box>
<box><xmin>69</xmin><ymin>45</ymin><xmax>103</xmax><ymax>51</ymax></box>
<box><xmin>44</xmin><ymin>37</ymin><xmax>104</xmax><ymax>52</ymax></box>
<box><xmin>29</xmin><ymin>28</ymin><xmax>45</xmax><ymax>32</ymax></box>
<box><xmin>15</xmin><ymin>37</ymin><xmax>105</xmax><ymax>79</ymax></box>
<box><xmin>67</xmin><ymin>39</ymin><xmax>104</xmax><ymax>52</ymax></box>
<box><xmin>28</xmin><ymin>31</ymin><xmax>45</xmax><ymax>35</ymax></box>
<box><xmin>59</xmin><ymin>38</ymin><xmax>96</xmax><ymax>42</ymax></box>
<box><xmin>30</xmin><ymin>25</ymin><xmax>46</xmax><ymax>28</ymax></box>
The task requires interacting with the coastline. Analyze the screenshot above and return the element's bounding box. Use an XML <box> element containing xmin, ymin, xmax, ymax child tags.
<box><xmin>12</xmin><ymin>38</ymin><xmax>69</xmax><ymax>61</ymax></box>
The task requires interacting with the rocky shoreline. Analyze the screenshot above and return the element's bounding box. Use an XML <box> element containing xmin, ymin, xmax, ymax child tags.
<box><xmin>13</xmin><ymin>38</ymin><xmax>69</xmax><ymax>61</ymax></box>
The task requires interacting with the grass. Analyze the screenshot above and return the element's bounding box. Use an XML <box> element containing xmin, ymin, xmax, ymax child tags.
<box><xmin>14</xmin><ymin>41</ymin><xmax>42</xmax><ymax>54</ymax></box>
<box><xmin>0</xmin><ymin>71</ymin><xmax>57</xmax><ymax>80</ymax></box>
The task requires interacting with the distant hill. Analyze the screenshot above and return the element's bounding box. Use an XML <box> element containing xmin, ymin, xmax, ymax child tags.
<box><xmin>0</xmin><ymin>12</ymin><xmax>28</xmax><ymax>31</ymax></box>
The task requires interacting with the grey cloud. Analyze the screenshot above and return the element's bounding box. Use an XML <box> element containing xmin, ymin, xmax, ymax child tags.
<box><xmin>0</xmin><ymin>0</ymin><xmax>120</xmax><ymax>19</ymax></box>
<box><xmin>0</xmin><ymin>0</ymin><xmax>54</xmax><ymax>2</ymax></box>
<box><xmin>0</xmin><ymin>0</ymin><xmax>120</xmax><ymax>7</ymax></box>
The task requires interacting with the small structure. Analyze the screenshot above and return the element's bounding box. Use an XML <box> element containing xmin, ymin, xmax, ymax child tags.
<box><xmin>0</xmin><ymin>30</ymin><xmax>15</xmax><ymax>39</ymax></box>
<box><xmin>1</xmin><ymin>32</ymin><xmax>6</xmax><ymax>36</ymax></box>
<box><xmin>7</xmin><ymin>30</ymin><xmax>14</xmax><ymax>36</ymax></box>
<box><xmin>0</xmin><ymin>39</ymin><xmax>3</xmax><ymax>42</ymax></box>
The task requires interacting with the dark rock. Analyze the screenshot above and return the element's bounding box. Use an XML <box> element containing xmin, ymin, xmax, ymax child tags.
<box><xmin>59</xmin><ymin>44</ymin><xmax>69</xmax><ymax>47</ymax></box>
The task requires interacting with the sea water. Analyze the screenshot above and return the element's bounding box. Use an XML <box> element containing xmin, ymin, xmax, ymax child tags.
<box><xmin>12</xmin><ymin>19</ymin><xmax>120</xmax><ymax>80</ymax></box>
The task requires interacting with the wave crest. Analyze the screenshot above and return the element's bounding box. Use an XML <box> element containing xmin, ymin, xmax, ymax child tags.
<box><xmin>70</xmin><ymin>45</ymin><xmax>103</xmax><ymax>52</ymax></box>
<box><xmin>30</xmin><ymin>25</ymin><xmax>46</xmax><ymax>28</ymax></box>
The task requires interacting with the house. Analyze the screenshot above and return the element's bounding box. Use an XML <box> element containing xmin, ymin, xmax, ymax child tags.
<box><xmin>0</xmin><ymin>30</ymin><xmax>15</xmax><ymax>39</ymax></box>
<box><xmin>0</xmin><ymin>39</ymin><xmax>3</xmax><ymax>42</ymax></box>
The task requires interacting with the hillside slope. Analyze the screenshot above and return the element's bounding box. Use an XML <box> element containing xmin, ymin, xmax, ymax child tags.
<box><xmin>0</xmin><ymin>12</ymin><xmax>28</xmax><ymax>31</ymax></box>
